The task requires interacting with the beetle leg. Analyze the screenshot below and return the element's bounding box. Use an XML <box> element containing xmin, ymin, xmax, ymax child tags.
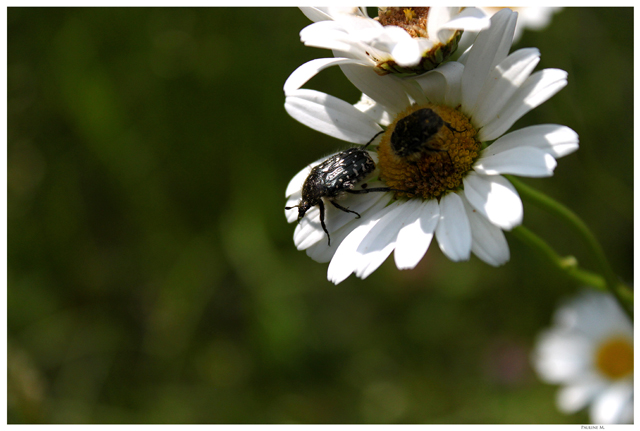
<box><xmin>330</xmin><ymin>200</ymin><xmax>361</xmax><ymax>219</ymax></box>
<box><xmin>346</xmin><ymin>187</ymin><xmax>402</xmax><ymax>194</ymax></box>
<box><xmin>318</xmin><ymin>200</ymin><xmax>331</xmax><ymax>246</ymax></box>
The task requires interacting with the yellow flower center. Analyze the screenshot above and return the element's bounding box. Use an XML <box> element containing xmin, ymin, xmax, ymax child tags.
<box><xmin>403</xmin><ymin>8</ymin><xmax>418</xmax><ymax>23</ymax></box>
<box><xmin>376</xmin><ymin>104</ymin><xmax>479</xmax><ymax>199</ymax></box>
<box><xmin>595</xmin><ymin>337</ymin><xmax>633</xmax><ymax>380</ymax></box>
<box><xmin>378</xmin><ymin>7</ymin><xmax>430</xmax><ymax>38</ymax></box>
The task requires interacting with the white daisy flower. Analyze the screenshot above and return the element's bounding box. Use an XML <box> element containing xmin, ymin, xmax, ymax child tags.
<box><xmin>298</xmin><ymin>6</ymin><xmax>491</xmax><ymax>75</ymax></box>
<box><xmin>531</xmin><ymin>290</ymin><xmax>633</xmax><ymax>424</ymax></box>
<box><xmin>284</xmin><ymin>9</ymin><xmax>578</xmax><ymax>284</ymax></box>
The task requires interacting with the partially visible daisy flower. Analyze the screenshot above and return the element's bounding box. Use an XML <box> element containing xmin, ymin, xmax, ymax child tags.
<box><xmin>531</xmin><ymin>290</ymin><xmax>633</xmax><ymax>424</ymax></box>
<box><xmin>459</xmin><ymin>7</ymin><xmax>562</xmax><ymax>53</ymax></box>
<box><xmin>499</xmin><ymin>6</ymin><xmax>562</xmax><ymax>41</ymax></box>
<box><xmin>284</xmin><ymin>9</ymin><xmax>578</xmax><ymax>284</ymax></box>
<box><xmin>298</xmin><ymin>6</ymin><xmax>490</xmax><ymax>75</ymax></box>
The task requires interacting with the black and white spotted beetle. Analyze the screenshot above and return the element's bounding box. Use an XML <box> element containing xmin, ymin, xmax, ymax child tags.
<box><xmin>286</xmin><ymin>131</ymin><xmax>395</xmax><ymax>246</ymax></box>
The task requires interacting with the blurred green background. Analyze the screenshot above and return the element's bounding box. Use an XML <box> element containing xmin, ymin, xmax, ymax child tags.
<box><xmin>8</xmin><ymin>7</ymin><xmax>633</xmax><ymax>424</ymax></box>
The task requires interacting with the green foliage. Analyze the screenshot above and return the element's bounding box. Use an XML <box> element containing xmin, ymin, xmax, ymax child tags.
<box><xmin>8</xmin><ymin>7</ymin><xmax>632</xmax><ymax>424</ymax></box>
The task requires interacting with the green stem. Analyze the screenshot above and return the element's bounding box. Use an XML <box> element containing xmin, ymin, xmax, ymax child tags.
<box><xmin>507</xmin><ymin>176</ymin><xmax>633</xmax><ymax>319</ymax></box>
<box><xmin>511</xmin><ymin>226</ymin><xmax>633</xmax><ymax>321</ymax></box>
<box><xmin>511</xmin><ymin>225</ymin><xmax>601</xmax><ymax>288</ymax></box>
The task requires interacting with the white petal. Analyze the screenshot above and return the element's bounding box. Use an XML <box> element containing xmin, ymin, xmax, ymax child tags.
<box><xmin>440</xmin><ymin>7</ymin><xmax>490</xmax><ymax>32</ymax></box>
<box><xmin>463</xmin><ymin>198</ymin><xmax>510</xmax><ymax>266</ymax></box>
<box><xmin>299</xmin><ymin>6</ymin><xmax>369</xmax><ymax>22</ymax></box>
<box><xmin>302</xmin><ymin>35</ymin><xmax>361</xmax><ymax>57</ymax></box>
<box><xmin>300</xmin><ymin>20</ymin><xmax>346</xmax><ymax>41</ymax></box>
<box><xmin>353</xmin><ymin>93</ymin><xmax>394</xmax><ymax>126</ymax></box>
<box><xmin>391</xmin><ymin>38</ymin><xmax>422</xmax><ymax>67</ymax></box>
<box><xmin>556</xmin><ymin>378</ymin><xmax>604</xmax><ymax>414</ymax></box>
<box><xmin>474</xmin><ymin>147</ymin><xmax>557</xmax><ymax>177</ymax></box>
<box><xmin>354</xmin><ymin>201</ymin><xmax>412</xmax><ymax>279</ymax></box>
<box><xmin>284</xmin><ymin>58</ymin><xmax>369</xmax><ymax>94</ymax></box>
<box><xmin>463</xmin><ymin>172</ymin><xmax>523</xmax><ymax>230</ymax></box>
<box><xmin>338</xmin><ymin>63</ymin><xmax>410</xmax><ymax>116</ymax></box>
<box><xmin>415</xmin><ymin>37</ymin><xmax>436</xmax><ymax>58</ymax></box>
<box><xmin>435</xmin><ymin>193</ymin><xmax>472</xmax><ymax>261</ymax></box>
<box><xmin>293</xmin><ymin>182</ymin><xmax>392</xmax><ymax>250</ymax></box>
<box><xmin>470</xmin><ymin>48</ymin><xmax>540</xmax><ymax>128</ymax></box>
<box><xmin>615</xmin><ymin>398</ymin><xmax>634</xmax><ymax>425</ymax></box>
<box><xmin>299</xmin><ymin>7</ymin><xmax>366</xmax><ymax>23</ymax></box>
<box><xmin>415</xmin><ymin>61</ymin><xmax>465</xmax><ymax>107</ymax></box>
<box><xmin>456</xmin><ymin>42</ymin><xmax>472</xmax><ymax>66</ymax></box>
<box><xmin>426</xmin><ymin>7</ymin><xmax>459</xmax><ymax>43</ymax></box>
<box><xmin>305</xmin><ymin>192</ymin><xmax>392</xmax><ymax>263</ymax></box>
<box><xmin>554</xmin><ymin>291</ymin><xmax>633</xmax><ymax>339</ymax></box>
<box><xmin>333</xmin><ymin>13</ymin><xmax>382</xmax><ymax>32</ymax></box>
<box><xmin>414</xmin><ymin>69</ymin><xmax>446</xmax><ymax>105</ymax></box>
<box><xmin>359</xmin><ymin>24</ymin><xmax>410</xmax><ymax>51</ymax></box>
<box><xmin>479</xmin><ymin>68</ymin><xmax>568</xmax><ymax>141</ymax></box>
<box><xmin>300</xmin><ymin>21</ymin><xmax>374</xmax><ymax>62</ymax></box>
<box><xmin>309</xmin><ymin>39</ymin><xmax>375</xmax><ymax>63</ymax></box>
<box><xmin>285</xmin><ymin>89</ymin><xmax>382</xmax><ymax>144</ymax></box>
<box><xmin>531</xmin><ymin>329</ymin><xmax>593</xmax><ymax>383</ymax></box>
<box><xmin>299</xmin><ymin>7</ymin><xmax>333</xmax><ymax>22</ymax></box>
<box><xmin>402</xmin><ymin>78</ymin><xmax>429</xmax><ymax>106</ymax></box>
<box><xmin>461</xmin><ymin>8</ymin><xmax>517</xmax><ymax>114</ymax></box>
<box><xmin>327</xmin><ymin>202</ymin><xmax>399</xmax><ymax>284</ymax></box>
<box><xmin>487</xmin><ymin>124</ymin><xmax>579</xmax><ymax>159</ymax></box>
<box><xmin>590</xmin><ymin>381</ymin><xmax>634</xmax><ymax>424</ymax></box>
<box><xmin>394</xmin><ymin>199</ymin><xmax>439</xmax><ymax>270</ymax></box>
<box><xmin>427</xmin><ymin>7</ymin><xmax>460</xmax><ymax>34</ymax></box>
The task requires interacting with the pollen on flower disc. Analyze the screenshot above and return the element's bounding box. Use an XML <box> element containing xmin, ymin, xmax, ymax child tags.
<box><xmin>378</xmin><ymin>7</ymin><xmax>430</xmax><ymax>38</ymax></box>
<box><xmin>595</xmin><ymin>337</ymin><xmax>634</xmax><ymax>380</ymax></box>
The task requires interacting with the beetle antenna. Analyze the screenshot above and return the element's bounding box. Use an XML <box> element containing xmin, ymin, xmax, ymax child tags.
<box><xmin>362</xmin><ymin>130</ymin><xmax>385</xmax><ymax>150</ymax></box>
